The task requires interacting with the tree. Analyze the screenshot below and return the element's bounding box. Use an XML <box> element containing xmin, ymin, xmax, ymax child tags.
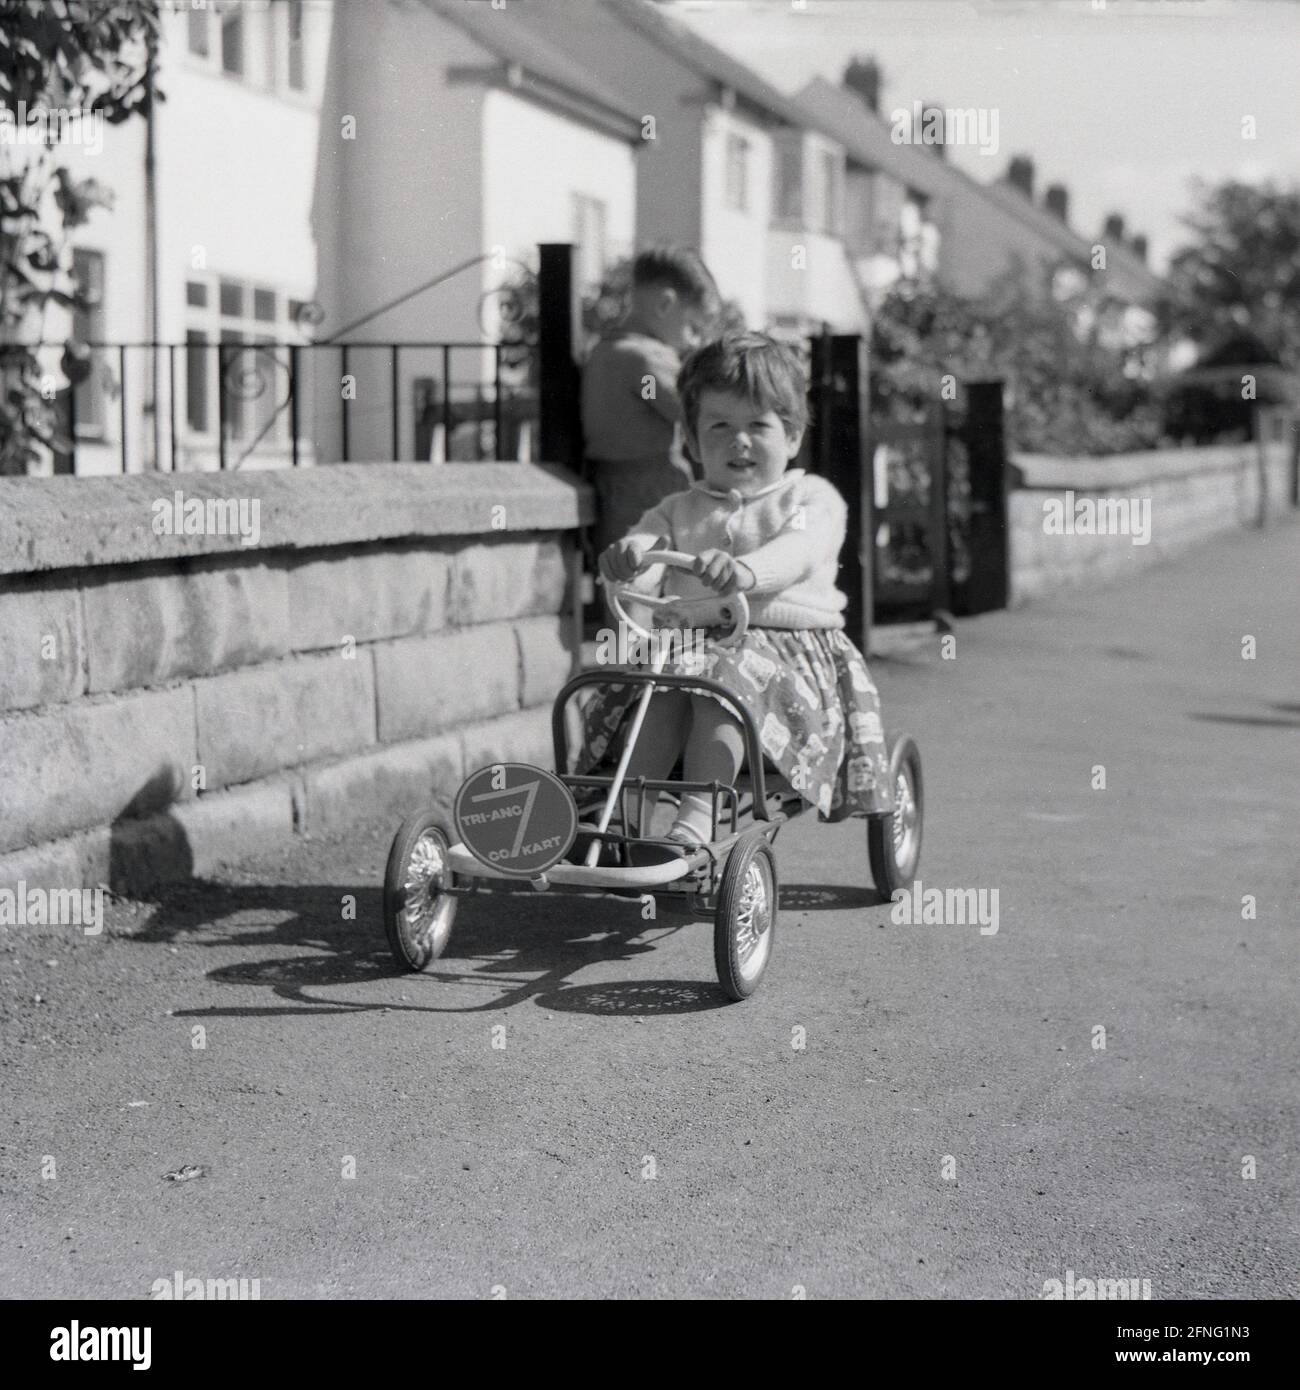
<box><xmin>1161</xmin><ymin>178</ymin><xmax>1300</xmax><ymax>367</ymax></box>
<box><xmin>0</xmin><ymin>0</ymin><xmax>161</xmax><ymax>475</ymax></box>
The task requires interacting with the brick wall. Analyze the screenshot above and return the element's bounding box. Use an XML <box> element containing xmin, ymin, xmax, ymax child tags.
<box><xmin>0</xmin><ymin>464</ymin><xmax>591</xmax><ymax>893</ymax></box>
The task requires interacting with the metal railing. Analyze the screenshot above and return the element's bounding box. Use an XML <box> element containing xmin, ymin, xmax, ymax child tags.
<box><xmin>5</xmin><ymin>339</ymin><xmax>538</xmax><ymax>473</ymax></box>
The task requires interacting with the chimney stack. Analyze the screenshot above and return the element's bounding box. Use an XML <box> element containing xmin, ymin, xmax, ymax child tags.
<box><xmin>1130</xmin><ymin>234</ymin><xmax>1148</xmax><ymax>263</ymax></box>
<box><xmin>843</xmin><ymin>55</ymin><xmax>882</xmax><ymax>114</ymax></box>
<box><xmin>1044</xmin><ymin>183</ymin><xmax>1069</xmax><ymax>223</ymax></box>
<box><xmin>1103</xmin><ymin>213</ymin><xmax>1126</xmax><ymax>243</ymax></box>
<box><xmin>1008</xmin><ymin>155</ymin><xmax>1034</xmax><ymax>199</ymax></box>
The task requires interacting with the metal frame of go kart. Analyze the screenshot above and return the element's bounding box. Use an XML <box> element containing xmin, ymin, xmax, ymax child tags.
<box><xmin>381</xmin><ymin>551</ymin><xmax>924</xmax><ymax>1000</ymax></box>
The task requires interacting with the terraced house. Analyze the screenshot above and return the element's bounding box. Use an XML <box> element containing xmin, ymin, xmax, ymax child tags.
<box><xmin>18</xmin><ymin>0</ymin><xmax>1166</xmax><ymax>478</ymax></box>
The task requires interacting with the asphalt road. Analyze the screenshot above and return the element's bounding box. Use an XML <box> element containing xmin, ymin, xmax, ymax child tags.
<box><xmin>3</xmin><ymin>521</ymin><xmax>1297</xmax><ymax>1300</ymax></box>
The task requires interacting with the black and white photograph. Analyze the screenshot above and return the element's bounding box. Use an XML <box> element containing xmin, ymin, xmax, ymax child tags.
<box><xmin>0</xmin><ymin>0</ymin><xmax>1296</xmax><ymax>1337</ymax></box>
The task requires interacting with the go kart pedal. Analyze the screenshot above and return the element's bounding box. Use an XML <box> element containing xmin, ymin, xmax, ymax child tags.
<box><xmin>627</xmin><ymin>826</ymin><xmax>706</xmax><ymax>868</ymax></box>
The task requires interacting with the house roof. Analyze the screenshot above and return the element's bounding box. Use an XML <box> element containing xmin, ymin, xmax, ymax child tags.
<box><xmin>795</xmin><ymin>76</ymin><xmax>949</xmax><ymax>199</ymax></box>
<box><xmin>423</xmin><ymin>0</ymin><xmax>645</xmax><ymax>142</ymax></box>
<box><xmin>796</xmin><ymin>75</ymin><xmax>1166</xmax><ymax>302</ymax></box>
<box><xmin>602</xmin><ymin>0</ymin><xmax>819</xmax><ymax>129</ymax></box>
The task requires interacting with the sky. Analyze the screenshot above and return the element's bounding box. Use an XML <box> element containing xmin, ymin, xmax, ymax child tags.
<box><xmin>669</xmin><ymin>0</ymin><xmax>1300</xmax><ymax>272</ymax></box>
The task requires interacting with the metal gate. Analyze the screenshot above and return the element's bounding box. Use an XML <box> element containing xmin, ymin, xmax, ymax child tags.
<box><xmin>808</xmin><ymin>336</ymin><xmax>1009</xmax><ymax>639</ymax></box>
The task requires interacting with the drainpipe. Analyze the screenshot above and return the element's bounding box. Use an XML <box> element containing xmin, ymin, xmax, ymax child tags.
<box><xmin>143</xmin><ymin>40</ymin><xmax>160</xmax><ymax>470</ymax></box>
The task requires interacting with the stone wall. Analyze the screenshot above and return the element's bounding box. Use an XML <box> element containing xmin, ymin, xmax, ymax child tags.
<box><xmin>1008</xmin><ymin>442</ymin><xmax>1295</xmax><ymax>606</ymax></box>
<box><xmin>0</xmin><ymin>464</ymin><xmax>591</xmax><ymax>893</ymax></box>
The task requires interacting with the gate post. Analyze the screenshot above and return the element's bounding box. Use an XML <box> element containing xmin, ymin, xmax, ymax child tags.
<box><xmin>808</xmin><ymin>334</ymin><xmax>872</xmax><ymax>651</ymax></box>
<box><xmin>953</xmin><ymin>379</ymin><xmax>1009</xmax><ymax>614</ymax></box>
<box><xmin>537</xmin><ymin>243</ymin><xmax>582</xmax><ymax>470</ymax></box>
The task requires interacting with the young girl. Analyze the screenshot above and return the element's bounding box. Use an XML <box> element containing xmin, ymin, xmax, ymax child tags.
<box><xmin>580</xmin><ymin>331</ymin><xmax>895</xmax><ymax>852</ymax></box>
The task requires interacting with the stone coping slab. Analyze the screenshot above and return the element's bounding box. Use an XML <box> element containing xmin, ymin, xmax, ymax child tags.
<box><xmin>1012</xmin><ymin>443</ymin><xmax>1284</xmax><ymax>492</ymax></box>
<box><xmin>0</xmin><ymin>463</ymin><xmax>594</xmax><ymax>577</ymax></box>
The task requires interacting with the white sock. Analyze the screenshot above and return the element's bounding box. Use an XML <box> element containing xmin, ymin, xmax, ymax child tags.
<box><xmin>670</xmin><ymin>793</ymin><xmax>713</xmax><ymax>843</ymax></box>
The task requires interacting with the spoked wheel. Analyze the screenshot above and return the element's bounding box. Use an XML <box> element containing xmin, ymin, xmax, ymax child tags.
<box><xmin>383</xmin><ymin>809</ymin><xmax>459</xmax><ymax>971</ymax></box>
<box><xmin>714</xmin><ymin>833</ymin><xmax>778</xmax><ymax>1001</ymax></box>
<box><xmin>868</xmin><ymin>735</ymin><xmax>924</xmax><ymax>899</ymax></box>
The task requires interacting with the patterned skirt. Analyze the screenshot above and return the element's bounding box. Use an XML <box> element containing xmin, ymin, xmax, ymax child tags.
<box><xmin>573</xmin><ymin>627</ymin><xmax>894</xmax><ymax>820</ymax></box>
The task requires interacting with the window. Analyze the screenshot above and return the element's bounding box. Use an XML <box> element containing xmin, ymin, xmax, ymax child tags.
<box><xmin>71</xmin><ymin>249</ymin><xmax>106</xmax><ymax>436</ymax></box>
<box><xmin>190</xmin><ymin>1</ymin><xmax>303</xmax><ymax>95</ymax></box>
<box><xmin>219</xmin><ymin>327</ymin><xmax>246</xmax><ymax>439</ymax></box>
<box><xmin>816</xmin><ymin>148</ymin><xmax>839</xmax><ymax>234</ymax></box>
<box><xmin>898</xmin><ymin>198</ymin><xmax>926</xmax><ymax>278</ymax></box>
<box><xmin>724</xmin><ymin>133</ymin><xmax>749</xmax><ymax>212</ymax></box>
<box><xmin>572</xmin><ymin>194</ymin><xmax>607</xmax><ymax>288</ymax></box>
<box><xmin>187</xmin><ymin>5</ymin><xmax>209</xmax><ymax>58</ymax></box>
<box><xmin>186</xmin><ymin>329</ymin><xmax>209</xmax><ymax>433</ymax></box>
<box><xmin>220</xmin><ymin>2</ymin><xmax>244</xmax><ymax>77</ymax></box>
<box><xmin>871</xmin><ymin>172</ymin><xmax>907</xmax><ymax>249</ymax></box>
<box><xmin>219</xmin><ymin>278</ymin><xmax>243</xmax><ymax>318</ymax></box>
<box><xmin>774</xmin><ymin>142</ymin><xmax>802</xmax><ymax>223</ymax></box>
<box><xmin>288</xmin><ymin>0</ymin><xmax>305</xmax><ymax>90</ymax></box>
<box><xmin>186</xmin><ymin>272</ymin><xmax>306</xmax><ymax>449</ymax></box>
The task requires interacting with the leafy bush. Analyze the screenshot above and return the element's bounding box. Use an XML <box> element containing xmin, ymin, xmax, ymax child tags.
<box><xmin>870</xmin><ymin>264</ymin><xmax>1164</xmax><ymax>456</ymax></box>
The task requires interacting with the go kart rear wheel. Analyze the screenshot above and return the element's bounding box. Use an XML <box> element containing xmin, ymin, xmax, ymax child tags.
<box><xmin>868</xmin><ymin>735</ymin><xmax>923</xmax><ymax>899</ymax></box>
<box><xmin>714</xmin><ymin>833</ymin><xmax>778</xmax><ymax>1001</ymax></box>
<box><xmin>383</xmin><ymin>809</ymin><xmax>458</xmax><ymax>971</ymax></box>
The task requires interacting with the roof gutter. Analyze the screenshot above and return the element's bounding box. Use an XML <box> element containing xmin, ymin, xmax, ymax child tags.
<box><xmin>446</xmin><ymin>61</ymin><xmax>645</xmax><ymax>144</ymax></box>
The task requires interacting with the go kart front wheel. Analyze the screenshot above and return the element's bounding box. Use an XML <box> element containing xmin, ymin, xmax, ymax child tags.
<box><xmin>383</xmin><ymin>809</ymin><xmax>459</xmax><ymax>971</ymax></box>
<box><xmin>714</xmin><ymin>833</ymin><xmax>778</xmax><ymax>1001</ymax></box>
<box><xmin>868</xmin><ymin>735</ymin><xmax>923</xmax><ymax>899</ymax></box>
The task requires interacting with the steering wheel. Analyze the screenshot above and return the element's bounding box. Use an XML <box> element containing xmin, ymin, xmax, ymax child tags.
<box><xmin>604</xmin><ymin>549</ymin><xmax>749</xmax><ymax>650</ymax></box>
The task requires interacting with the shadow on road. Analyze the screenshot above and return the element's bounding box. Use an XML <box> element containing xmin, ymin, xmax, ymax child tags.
<box><xmin>1188</xmin><ymin>711</ymin><xmax>1300</xmax><ymax>729</ymax></box>
<box><xmin>535</xmin><ymin>979</ymin><xmax>721</xmax><ymax>1015</ymax></box>
<box><xmin>137</xmin><ymin>877</ymin><xmax>736</xmax><ymax>1018</ymax></box>
<box><xmin>782</xmin><ymin>883</ymin><xmax>887</xmax><ymax>911</ymax></box>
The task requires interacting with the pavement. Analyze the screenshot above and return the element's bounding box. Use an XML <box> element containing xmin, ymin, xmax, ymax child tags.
<box><xmin>2</xmin><ymin>520</ymin><xmax>1297</xmax><ymax>1300</ymax></box>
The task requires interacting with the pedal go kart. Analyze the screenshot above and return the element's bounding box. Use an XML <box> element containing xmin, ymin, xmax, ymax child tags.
<box><xmin>382</xmin><ymin>551</ymin><xmax>923</xmax><ymax>1001</ymax></box>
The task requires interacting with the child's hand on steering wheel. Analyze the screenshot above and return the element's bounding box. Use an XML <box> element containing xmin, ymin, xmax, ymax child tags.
<box><xmin>692</xmin><ymin>548</ymin><xmax>756</xmax><ymax>595</ymax></box>
<box><xmin>599</xmin><ymin>535</ymin><xmax>671</xmax><ymax>584</ymax></box>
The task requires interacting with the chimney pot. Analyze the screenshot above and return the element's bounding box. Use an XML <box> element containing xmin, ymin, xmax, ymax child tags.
<box><xmin>843</xmin><ymin>56</ymin><xmax>882</xmax><ymax>114</ymax></box>
<box><xmin>1103</xmin><ymin>213</ymin><xmax>1126</xmax><ymax>242</ymax></box>
<box><xmin>1044</xmin><ymin>183</ymin><xmax>1069</xmax><ymax>223</ymax></box>
<box><xmin>1008</xmin><ymin>155</ymin><xmax>1035</xmax><ymax>199</ymax></box>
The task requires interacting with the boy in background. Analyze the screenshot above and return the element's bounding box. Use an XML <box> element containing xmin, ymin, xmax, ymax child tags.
<box><xmin>581</xmin><ymin>246</ymin><xmax>720</xmax><ymax>557</ymax></box>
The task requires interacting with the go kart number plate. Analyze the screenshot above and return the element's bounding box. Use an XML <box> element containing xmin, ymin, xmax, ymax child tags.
<box><xmin>453</xmin><ymin>763</ymin><xmax>579</xmax><ymax>878</ymax></box>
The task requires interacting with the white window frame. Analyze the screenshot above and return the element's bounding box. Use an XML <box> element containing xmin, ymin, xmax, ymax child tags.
<box><xmin>183</xmin><ymin>271</ymin><xmax>309</xmax><ymax>454</ymax></box>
